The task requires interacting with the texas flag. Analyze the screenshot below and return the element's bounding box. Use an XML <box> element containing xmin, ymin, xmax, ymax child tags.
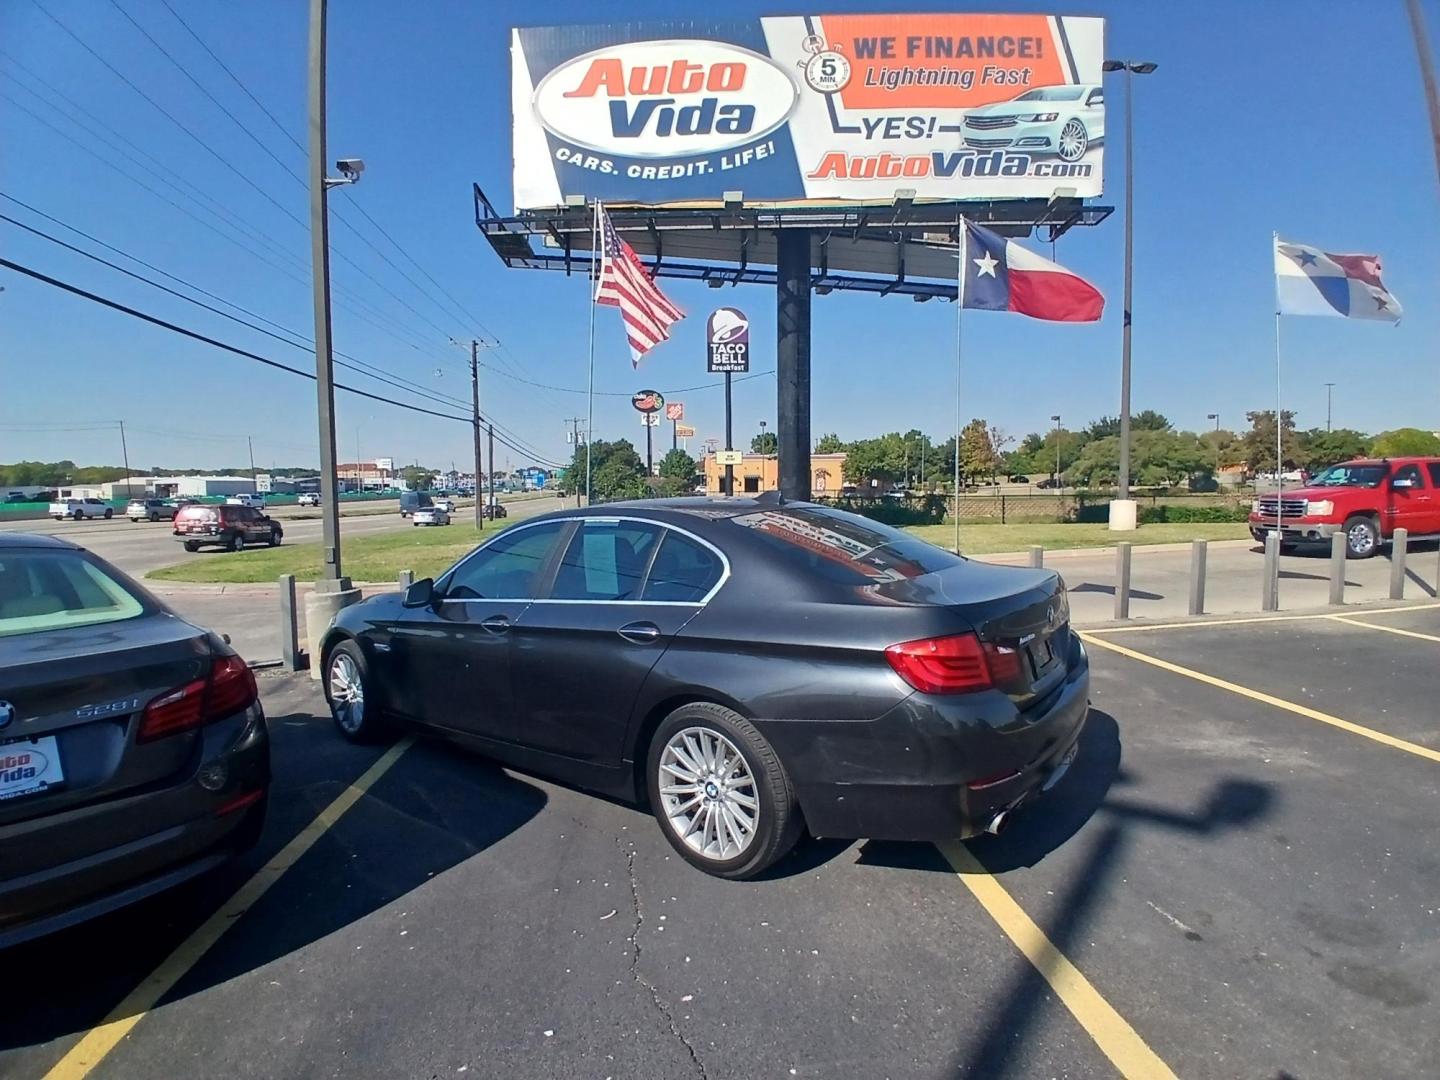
<box><xmin>959</xmin><ymin>220</ymin><xmax>1104</xmax><ymax>322</ymax></box>
<box><xmin>1274</xmin><ymin>237</ymin><xmax>1401</xmax><ymax>322</ymax></box>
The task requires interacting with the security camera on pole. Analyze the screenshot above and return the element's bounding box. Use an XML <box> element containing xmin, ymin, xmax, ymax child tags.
<box><xmin>707</xmin><ymin>307</ymin><xmax>750</xmax><ymax>496</ymax></box>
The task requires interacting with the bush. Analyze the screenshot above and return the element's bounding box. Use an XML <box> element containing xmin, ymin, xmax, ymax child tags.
<box><xmin>1139</xmin><ymin>504</ymin><xmax>1248</xmax><ymax>524</ymax></box>
<box><xmin>837</xmin><ymin>495</ymin><xmax>946</xmax><ymax>526</ymax></box>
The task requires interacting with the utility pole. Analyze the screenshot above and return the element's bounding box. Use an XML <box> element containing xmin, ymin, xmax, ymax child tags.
<box><xmin>309</xmin><ymin>0</ymin><xmax>342</xmax><ymax>581</ymax></box>
<box><xmin>118</xmin><ymin>420</ymin><xmax>131</xmax><ymax>495</ymax></box>
<box><xmin>470</xmin><ymin>340</ymin><xmax>484</xmax><ymax>530</ymax></box>
<box><xmin>488</xmin><ymin>424</ymin><xmax>496</xmax><ymax>519</ymax></box>
<box><xmin>1324</xmin><ymin>382</ymin><xmax>1335</xmax><ymax>431</ymax></box>
<box><xmin>247</xmin><ymin>435</ymin><xmax>256</xmax><ymax>487</ymax></box>
<box><xmin>564</xmin><ymin>418</ymin><xmax>584</xmax><ymax>508</ymax></box>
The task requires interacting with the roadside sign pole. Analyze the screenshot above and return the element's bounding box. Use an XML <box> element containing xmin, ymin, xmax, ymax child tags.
<box><xmin>645</xmin><ymin>416</ymin><xmax>653</xmax><ymax>477</ymax></box>
<box><xmin>724</xmin><ymin>371</ymin><xmax>734</xmax><ymax>496</ymax></box>
<box><xmin>672</xmin><ymin>417</ymin><xmax>678</xmax><ymax>452</ymax></box>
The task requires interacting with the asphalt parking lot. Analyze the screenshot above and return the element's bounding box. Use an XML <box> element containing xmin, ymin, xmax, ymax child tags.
<box><xmin>8</xmin><ymin>603</ymin><xmax>1438</xmax><ymax>1079</ymax></box>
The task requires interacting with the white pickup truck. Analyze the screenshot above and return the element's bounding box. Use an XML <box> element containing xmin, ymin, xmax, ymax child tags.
<box><xmin>50</xmin><ymin>497</ymin><xmax>114</xmax><ymax>521</ymax></box>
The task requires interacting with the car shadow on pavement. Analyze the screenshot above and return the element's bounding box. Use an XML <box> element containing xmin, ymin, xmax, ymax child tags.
<box><xmin>947</xmin><ymin>767</ymin><xmax>1274</xmax><ymax>1078</ymax></box>
<box><xmin>0</xmin><ymin>710</ymin><xmax>547</xmax><ymax>1057</ymax></box>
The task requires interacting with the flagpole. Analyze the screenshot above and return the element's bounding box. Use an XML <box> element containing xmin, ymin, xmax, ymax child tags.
<box><xmin>585</xmin><ymin>201</ymin><xmax>599</xmax><ymax>506</ymax></box>
<box><xmin>954</xmin><ymin>218</ymin><xmax>967</xmax><ymax>555</ymax></box>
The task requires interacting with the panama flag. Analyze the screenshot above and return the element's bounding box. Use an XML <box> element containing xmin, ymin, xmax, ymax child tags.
<box><xmin>959</xmin><ymin>220</ymin><xmax>1104</xmax><ymax>322</ymax></box>
<box><xmin>1274</xmin><ymin>237</ymin><xmax>1401</xmax><ymax>322</ymax></box>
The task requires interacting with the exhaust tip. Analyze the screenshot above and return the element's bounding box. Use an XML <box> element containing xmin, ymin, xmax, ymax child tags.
<box><xmin>985</xmin><ymin>810</ymin><xmax>1009</xmax><ymax>836</ymax></box>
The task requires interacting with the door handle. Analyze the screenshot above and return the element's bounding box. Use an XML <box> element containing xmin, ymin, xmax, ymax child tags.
<box><xmin>617</xmin><ymin>621</ymin><xmax>661</xmax><ymax>644</ymax></box>
<box><xmin>480</xmin><ymin>614</ymin><xmax>511</xmax><ymax>635</ymax></box>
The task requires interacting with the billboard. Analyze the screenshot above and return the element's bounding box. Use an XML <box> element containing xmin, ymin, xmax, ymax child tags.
<box><xmin>512</xmin><ymin>14</ymin><xmax>1104</xmax><ymax>208</ymax></box>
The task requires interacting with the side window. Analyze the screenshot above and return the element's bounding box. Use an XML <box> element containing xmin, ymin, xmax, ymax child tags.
<box><xmin>1086</xmin><ymin>88</ymin><xmax>1103</xmax><ymax>106</ymax></box>
<box><xmin>1427</xmin><ymin>463</ymin><xmax>1440</xmax><ymax>487</ymax></box>
<box><xmin>642</xmin><ymin>531</ymin><xmax>724</xmax><ymax>603</ymax></box>
<box><xmin>551</xmin><ymin>521</ymin><xmax>661</xmax><ymax>601</ymax></box>
<box><xmin>445</xmin><ymin>522</ymin><xmax>567</xmax><ymax>600</ymax></box>
<box><xmin>1393</xmin><ymin>464</ymin><xmax>1423</xmax><ymax>488</ymax></box>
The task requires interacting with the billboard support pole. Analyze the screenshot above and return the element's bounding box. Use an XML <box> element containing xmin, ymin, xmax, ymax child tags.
<box><xmin>776</xmin><ymin>228</ymin><xmax>811</xmax><ymax>501</ymax></box>
<box><xmin>646</xmin><ymin>416</ymin><xmax>653</xmax><ymax>478</ymax></box>
<box><xmin>585</xmin><ymin>202</ymin><xmax>599</xmax><ymax>507</ymax></box>
<box><xmin>672</xmin><ymin>418</ymin><xmax>677</xmax><ymax>452</ymax></box>
<box><xmin>724</xmin><ymin>372</ymin><xmax>734</xmax><ymax>496</ymax></box>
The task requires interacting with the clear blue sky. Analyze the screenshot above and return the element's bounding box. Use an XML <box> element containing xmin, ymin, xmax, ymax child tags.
<box><xmin>2</xmin><ymin>0</ymin><xmax>1437</xmax><ymax>473</ymax></box>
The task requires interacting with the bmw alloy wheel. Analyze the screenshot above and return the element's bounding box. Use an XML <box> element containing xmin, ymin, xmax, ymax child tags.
<box><xmin>328</xmin><ymin>652</ymin><xmax>365</xmax><ymax>734</ymax></box>
<box><xmin>1058</xmin><ymin>119</ymin><xmax>1088</xmax><ymax>162</ymax></box>
<box><xmin>658</xmin><ymin>727</ymin><xmax>759</xmax><ymax>861</ymax></box>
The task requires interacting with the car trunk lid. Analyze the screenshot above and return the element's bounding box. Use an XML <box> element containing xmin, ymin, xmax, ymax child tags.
<box><xmin>871</xmin><ymin>561</ymin><xmax>1071</xmax><ymax>708</ymax></box>
<box><xmin>0</xmin><ymin>613</ymin><xmax>211</xmax><ymax>825</ymax></box>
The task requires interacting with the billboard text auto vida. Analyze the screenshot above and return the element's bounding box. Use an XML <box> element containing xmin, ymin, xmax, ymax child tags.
<box><xmin>512</xmin><ymin>13</ymin><xmax>1104</xmax><ymax>208</ymax></box>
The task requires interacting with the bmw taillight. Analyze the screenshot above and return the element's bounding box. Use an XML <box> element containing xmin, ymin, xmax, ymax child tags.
<box><xmin>885</xmin><ymin>632</ymin><xmax>1007</xmax><ymax>695</ymax></box>
<box><xmin>138</xmin><ymin>654</ymin><xmax>257</xmax><ymax>742</ymax></box>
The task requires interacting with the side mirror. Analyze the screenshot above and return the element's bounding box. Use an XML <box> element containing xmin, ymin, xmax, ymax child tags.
<box><xmin>403</xmin><ymin>577</ymin><xmax>435</xmax><ymax>607</ymax></box>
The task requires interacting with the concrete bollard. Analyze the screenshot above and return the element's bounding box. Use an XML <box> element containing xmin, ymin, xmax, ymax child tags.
<box><xmin>398</xmin><ymin>569</ymin><xmax>414</xmax><ymax>590</ymax></box>
<box><xmin>1390</xmin><ymin>528</ymin><xmax>1408</xmax><ymax>601</ymax></box>
<box><xmin>1029</xmin><ymin>545</ymin><xmax>1043</xmax><ymax>568</ymax></box>
<box><xmin>279</xmin><ymin>574</ymin><xmax>301</xmax><ymax>672</ymax></box>
<box><xmin>1188</xmin><ymin>539</ymin><xmax>1207</xmax><ymax>616</ymax></box>
<box><xmin>1114</xmin><ymin>542</ymin><xmax>1132</xmax><ymax>620</ymax></box>
<box><xmin>1262</xmin><ymin>532</ymin><xmax>1280</xmax><ymax>612</ymax></box>
<box><xmin>305</xmin><ymin>577</ymin><xmax>362</xmax><ymax>682</ymax></box>
<box><xmin>1328</xmin><ymin>532</ymin><xmax>1346</xmax><ymax>606</ymax></box>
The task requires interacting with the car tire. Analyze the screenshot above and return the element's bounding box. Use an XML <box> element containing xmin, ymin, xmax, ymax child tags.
<box><xmin>1344</xmin><ymin>516</ymin><xmax>1379</xmax><ymax>559</ymax></box>
<box><xmin>231</xmin><ymin>533</ymin><xmax>246</xmax><ymax>553</ymax></box>
<box><xmin>269</xmin><ymin>529</ymin><xmax>281</xmax><ymax>547</ymax></box>
<box><xmin>1058</xmin><ymin>118</ymin><xmax>1088</xmax><ymax>162</ymax></box>
<box><xmin>184</xmin><ymin>541</ymin><xmax>199</xmax><ymax>552</ymax></box>
<box><xmin>646</xmin><ymin>703</ymin><xmax>803</xmax><ymax>881</ymax></box>
<box><xmin>150</xmin><ymin>512</ymin><xmax>159</xmax><ymax>522</ymax></box>
<box><xmin>72</xmin><ymin>510</ymin><xmax>83</xmax><ymax>521</ymax></box>
<box><xmin>324</xmin><ymin>640</ymin><xmax>391</xmax><ymax>743</ymax></box>
<box><xmin>103</xmin><ymin>508</ymin><xmax>113</xmax><ymax>518</ymax></box>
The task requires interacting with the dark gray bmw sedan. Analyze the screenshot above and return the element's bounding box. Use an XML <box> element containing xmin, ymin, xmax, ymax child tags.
<box><xmin>321</xmin><ymin>496</ymin><xmax>1087</xmax><ymax>879</ymax></box>
<box><xmin>0</xmin><ymin>534</ymin><xmax>269</xmax><ymax>947</ymax></box>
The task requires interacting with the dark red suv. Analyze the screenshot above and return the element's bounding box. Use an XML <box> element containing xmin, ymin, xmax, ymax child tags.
<box><xmin>173</xmin><ymin>503</ymin><xmax>282</xmax><ymax>552</ymax></box>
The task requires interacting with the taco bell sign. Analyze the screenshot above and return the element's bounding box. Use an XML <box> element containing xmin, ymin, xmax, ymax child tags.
<box><xmin>707</xmin><ymin>307</ymin><xmax>750</xmax><ymax>373</ymax></box>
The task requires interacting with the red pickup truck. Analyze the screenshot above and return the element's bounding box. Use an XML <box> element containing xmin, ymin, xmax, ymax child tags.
<box><xmin>1249</xmin><ymin>457</ymin><xmax>1440</xmax><ymax>558</ymax></box>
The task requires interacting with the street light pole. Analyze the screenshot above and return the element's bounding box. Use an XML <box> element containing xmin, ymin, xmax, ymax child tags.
<box><xmin>1207</xmin><ymin>412</ymin><xmax>1220</xmax><ymax>477</ymax></box>
<box><xmin>1102</xmin><ymin>58</ymin><xmax>1157</xmax><ymax>529</ymax></box>
<box><xmin>309</xmin><ymin>0</ymin><xmax>342</xmax><ymax>581</ymax></box>
<box><xmin>1324</xmin><ymin>382</ymin><xmax>1335</xmax><ymax>431</ymax></box>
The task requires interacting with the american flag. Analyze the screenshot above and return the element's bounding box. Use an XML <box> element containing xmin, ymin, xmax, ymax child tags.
<box><xmin>594</xmin><ymin>203</ymin><xmax>684</xmax><ymax>366</ymax></box>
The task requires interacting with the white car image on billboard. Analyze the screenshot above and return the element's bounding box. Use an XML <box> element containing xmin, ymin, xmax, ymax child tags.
<box><xmin>962</xmin><ymin>84</ymin><xmax>1104</xmax><ymax>163</ymax></box>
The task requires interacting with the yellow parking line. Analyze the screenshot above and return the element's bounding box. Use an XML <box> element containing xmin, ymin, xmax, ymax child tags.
<box><xmin>937</xmin><ymin>840</ymin><xmax>1179</xmax><ymax>1080</ymax></box>
<box><xmin>1329</xmin><ymin>615</ymin><xmax>1440</xmax><ymax>644</ymax></box>
<box><xmin>1079</xmin><ymin>633</ymin><xmax>1440</xmax><ymax>764</ymax></box>
<box><xmin>1084</xmin><ymin>602</ymin><xmax>1440</xmax><ymax>635</ymax></box>
<box><xmin>43</xmin><ymin>737</ymin><xmax>415</xmax><ymax>1080</ymax></box>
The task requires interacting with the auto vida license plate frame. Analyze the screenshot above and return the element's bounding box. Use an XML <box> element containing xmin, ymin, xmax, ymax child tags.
<box><xmin>0</xmin><ymin>733</ymin><xmax>66</xmax><ymax>802</ymax></box>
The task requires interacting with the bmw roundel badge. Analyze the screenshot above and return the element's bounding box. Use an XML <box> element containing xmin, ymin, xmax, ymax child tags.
<box><xmin>0</xmin><ymin>701</ymin><xmax>14</xmax><ymax>731</ymax></box>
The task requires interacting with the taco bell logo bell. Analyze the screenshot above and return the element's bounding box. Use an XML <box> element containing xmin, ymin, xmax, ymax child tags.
<box><xmin>706</xmin><ymin>307</ymin><xmax>750</xmax><ymax>373</ymax></box>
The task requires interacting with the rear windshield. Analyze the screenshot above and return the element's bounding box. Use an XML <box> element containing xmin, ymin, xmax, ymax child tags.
<box><xmin>177</xmin><ymin>505</ymin><xmax>219</xmax><ymax>521</ymax></box>
<box><xmin>0</xmin><ymin>550</ymin><xmax>146</xmax><ymax>638</ymax></box>
<box><xmin>729</xmin><ymin>506</ymin><xmax>964</xmax><ymax>585</ymax></box>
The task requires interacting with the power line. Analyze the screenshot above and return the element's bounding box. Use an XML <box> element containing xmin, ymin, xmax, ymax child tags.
<box><xmin>1</xmin><ymin>84</ymin><xmax>446</xmax><ymax>359</ymax></box>
<box><xmin>28</xmin><ymin>2</ymin><xmax>466</xmax><ymax>355</ymax></box>
<box><xmin>0</xmin><ymin>210</ymin><xmax>477</xmax><ymax>415</ymax></box>
<box><xmin>480</xmin><ymin>361</ymin><xmax>778</xmax><ymax>398</ymax></box>
<box><xmin>0</xmin><ymin>256</ymin><xmax>565</xmax><ymax>466</ymax></box>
